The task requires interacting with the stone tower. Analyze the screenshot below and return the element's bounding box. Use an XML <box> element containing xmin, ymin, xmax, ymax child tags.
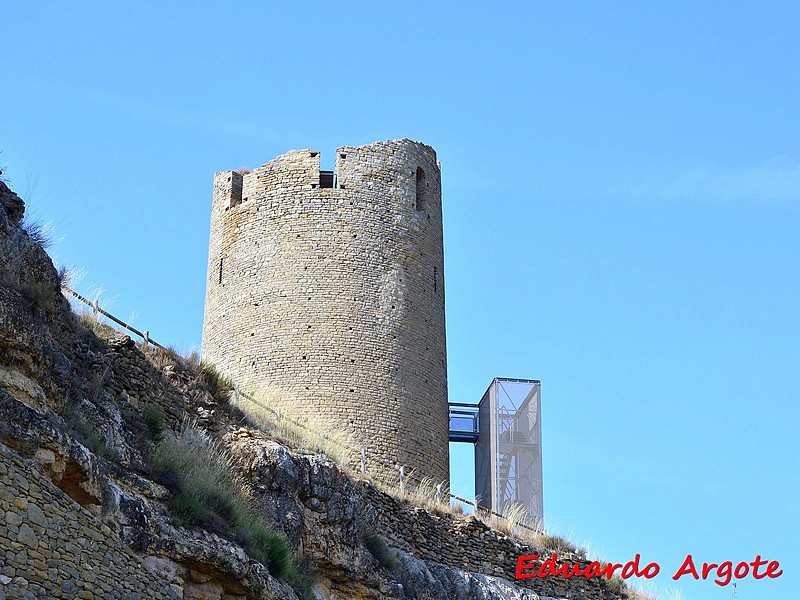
<box><xmin>202</xmin><ymin>139</ymin><xmax>449</xmax><ymax>485</ymax></box>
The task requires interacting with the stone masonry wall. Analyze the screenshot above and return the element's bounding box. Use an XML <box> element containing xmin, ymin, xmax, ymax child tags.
<box><xmin>361</xmin><ymin>483</ymin><xmax>619</xmax><ymax>600</ymax></box>
<box><xmin>202</xmin><ymin>139</ymin><xmax>449</xmax><ymax>486</ymax></box>
<box><xmin>0</xmin><ymin>442</ymin><xmax>178</xmax><ymax>600</ymax></box>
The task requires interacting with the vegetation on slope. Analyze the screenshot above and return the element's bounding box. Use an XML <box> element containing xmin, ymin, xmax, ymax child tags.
<box><xmin>149</xmin><ymin>422</ymin><xmax>314</xmax><ymax>598</ymax></box>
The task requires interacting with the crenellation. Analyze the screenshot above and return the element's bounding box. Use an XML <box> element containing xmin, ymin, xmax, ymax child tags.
<box><xmin>213</xmin><ymin>170</ymin><xmax>243</xmax><ymax>210</ymax></box>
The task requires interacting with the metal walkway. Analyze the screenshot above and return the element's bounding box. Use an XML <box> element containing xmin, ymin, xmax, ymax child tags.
<box><xmin>448</xmin><ymin>402</ymin><xmax>480</xmax><ymax>443</ymax></box>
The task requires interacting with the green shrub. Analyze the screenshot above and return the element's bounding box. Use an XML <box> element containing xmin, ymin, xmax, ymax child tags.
<box><xmin>198</xmin><ymin>361</ymin><xmax>233</xmax><ymax>402</ymax></box>
<box><xmin>169</xmin><ymin>492</ymin><xmax>206</xmax><ymax>526</ymax></box>
<box><xmin>20</xmin><ymin>280</ymin><xmax>60</xmax><ymax>314</ymax></box>
<box><xmin>150</xmin><ymin>424</ymin><xmax>308</xmax><ymax>589</ymax></box>
<box><xmin>63</xmin><ymin>403</ymin><xmax>119</xmax><ymax>461</ymax></box>
<box><xmin>286</xmin><ymin>557</ymin><xmax>316</xmax><ymax>600</ymax></box>
<box><xmin>247</xmin><ymin>522</ymin><xmax>293</xmax><ymax>578</ymax></box>
<box><xmin>606</xmin><ymin>575</ymin><xmax>623</xmax><ymax>593</ymax></box>
<box><xmin>142</xmin><ymin>404</ymin><xmax>165</xmax><ymax>442</ymax></box>
<box><xmin>150</xmin><ymin>426</ymin><xmax>246</xmax><ymax>529</ymax></box>
<box><xmin>364</xmin><ymin>532</ymin><xmax>397</xmax><ymax>570</ymax></box>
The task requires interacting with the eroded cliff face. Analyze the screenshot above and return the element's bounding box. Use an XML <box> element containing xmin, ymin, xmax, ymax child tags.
<box><xmin>0</xmin><ymin>181</ymin><xmax>624</xmax><ymax>600</ymax></box>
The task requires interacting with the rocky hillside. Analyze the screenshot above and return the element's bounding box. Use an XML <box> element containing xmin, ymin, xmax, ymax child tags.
<box><xmin>0</xmin><ymin>180</ymin><xmax>634</xmax><ymax>600</ymax></box>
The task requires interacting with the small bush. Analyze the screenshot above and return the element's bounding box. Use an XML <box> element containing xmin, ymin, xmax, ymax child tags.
<box><xmin>144</xmin><ymin>344</ymin><xmax>182</xmax><ymax>372</ymax></box>
<box><xmin>162</xmin><ymin>345</ymin><xmax>183</xmax><ymax>364</ymax></box>
<box><xmin>538</xmin><ymin>532</ymin><xmax>579</xmax><ymax>555</ymax></box>
<box><xmin>606</xmin><ymin>575</ymin><xmax>623</xmax><ymax>593</ymax></box>
<box><xmin>169</xmin><ymin>492</ymin><xmax>206</xmax><ymax>525</ymax></box>
<box><xmin>57</xmin><ymin>264</ymin><xmax>78</xmax><ymax>289</ymax></box>
<box><xmin>151</xmin><ymin>425</ymin><xmax>247</xmax><ymax>530</ymax></box>
<box><xmin>20</xmin><ymin>281</ymin><xmax>60</xmax><ymax>314</ymax></box>
<box><xmin>146</xmin><ymin>346</ymin><xmax>203</xmax><ymax>375</ymax></box>
<box><xmin>63</xmin><ymin>403</ymin><xmax>119</xmax><ymax>461</ymax></box>
<box><xmin>246</xmin><ymin>522</ymin><xmax>293</xmax><ymax>578</ymax></box>
<box><xmin>76</xmin><ymin>311</ymin><xmax>118</xmax><ymax>339</ymax></box>
<box><xmin>57</xmin><ymin>265</ymin><xmax>68</xmax><ymax>287</ymax></box>
<box><xmin>183</xmin><ymin>351</ymin><xmax>201</xmax><ymax>371</ymax></box>
<box><xmin>142</xmin><ymin>405</ymin><xmax>165</xmax><ymax>442</ymax></box>
<box><xmin>364</xmin><ymin>532</ymin><xmax>397</xmax><ymax>570</ymax></box>
<box><xmin>467</xmin><ymin>500</ymin><xmax>586</xmax><ymax>558</ymax></box>
<box><xmin>198</xmin><ymin>361</ymin><xmax>233</xmax><ymax>402</ymax></box>
<box><xmin>120</xmin><ymin>404</ymin><xmax>166</xmax><ymax>462</ymax></box>
<box><xmin>401</xmin><ymin>475</ymin><xmax>451</xmax><ymax>515</ymax></box>
<box><xmin>450</xmin><ymin>501</ymin><xmax>465</xmax><ymax>515</ymax></box>
<box><xmin>150</xmin><ymin>423</ymin><xmax>306</xmax><ymax>586</ymax></box>
<box><xmin>286</xmin><ymin>556</ymin><xmax>315</xmax><ymax>600</ymax></box>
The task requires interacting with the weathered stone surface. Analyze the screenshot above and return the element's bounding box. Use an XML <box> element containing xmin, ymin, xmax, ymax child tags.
<box><xmin>0</xmin><ymin>180</ymin><xmax>73</xmax><ymax>410</ymax></box>
<box><xmin>223</xmin><ymin>428</ymin><xmax>622</xmax><ymax>600</ymax></box>
<box><xmin>0</xmin><ymin>182</ymin><xmax>24</xmax><ymax>225</ymax></box>
<box><xmin>0</xmin><ymin>443</ymin><xmax>178</xmax><ymax>599</ymax></box>
<box><xmin>0</xmin><ymin>366</ymin><xmax>47</xmax><ymax>411</ymax></box>
<box><xmin>202</xmin><ymin>140</ymin><xmax>449</xmax><ymax>486</ymax></box>
<box><xmin>0</xmin><ymin>177</ymin><xmax>634</xmax><ymax>600</ymax></box>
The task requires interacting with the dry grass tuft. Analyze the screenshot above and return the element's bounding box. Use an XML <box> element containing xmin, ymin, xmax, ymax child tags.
<box><xmin>231</xmin><ymin>387</ymin><xmax>356</xmax><ymax>466</ymax></box>
<box><xmin>378</xmin><ymin>473</ymin><xmax>452</xmax><ymax>516</ymax></box>
<box><xmin>149</xmin><ymin>421</ymin><xmax>314</xmax><ymax>598</ymax></box>
<box><xmin>21</xmin><ymin>216</ymin><xmax>54</xmax><ymax>249</ymax></box>
<box><xmin>197</xmin><ymin>361</ymin><xmax>234</xmax><ymax>403</ymax></box>
<box><xmin>468</xmin><ymin>501</ymin><xmax>587</xmax><ymax>559</ymax></box>
<box><xmin>76</xmin><ymin>311</ymin><xmax>119</xmax><ymax>339</ymax></box>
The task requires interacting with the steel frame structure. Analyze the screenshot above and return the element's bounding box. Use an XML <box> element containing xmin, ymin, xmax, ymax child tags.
<box><xmin>474</xmin><ymin>378</ymin><xmax>542</xmax><ymax>521</ymax></box>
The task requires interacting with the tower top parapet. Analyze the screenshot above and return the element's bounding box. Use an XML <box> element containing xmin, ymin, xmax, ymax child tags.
<box><xmin>212</xmin><ymin>139</ymin><xmax>439</xmax><ymax>211</ymax></box>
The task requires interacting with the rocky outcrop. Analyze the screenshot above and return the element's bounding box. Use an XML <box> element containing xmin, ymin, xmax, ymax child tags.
<box><xmin>0</xmin><ymin>180</ymin><xmax>633</xmax><ymax>600</ymax></box>
<box><xmin>0</xmin><ymin>440</ymin><xmax>178</xmax><ymax>600</ymax></box>
<box><xmin>0</xmin><ymin>182</ymin><xmax>72</xmax><ymax>404</ymax></box>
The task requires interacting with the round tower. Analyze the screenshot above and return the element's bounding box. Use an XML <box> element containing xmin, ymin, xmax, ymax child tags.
<box><xmin>202</xmin><ymin>139</ymin><xmax>449</xmax><ymax>485</ymax></box>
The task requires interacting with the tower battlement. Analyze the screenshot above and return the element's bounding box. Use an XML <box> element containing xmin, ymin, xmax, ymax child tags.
<box><xmin>202</xmin><ymin>139</ymin><xmax>449</xmax><ymax>484</ymax></box>
<box><xmin>213</xmin><ymin>140</ymin><xmax>439</xmax><ymax>211</ymax></box>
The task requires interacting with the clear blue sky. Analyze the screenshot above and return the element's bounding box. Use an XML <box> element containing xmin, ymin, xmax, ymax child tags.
<box><xmin>3</xmin><ymin>2</ymin><xmax>798</xmax><ymax>598</ymax></box>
